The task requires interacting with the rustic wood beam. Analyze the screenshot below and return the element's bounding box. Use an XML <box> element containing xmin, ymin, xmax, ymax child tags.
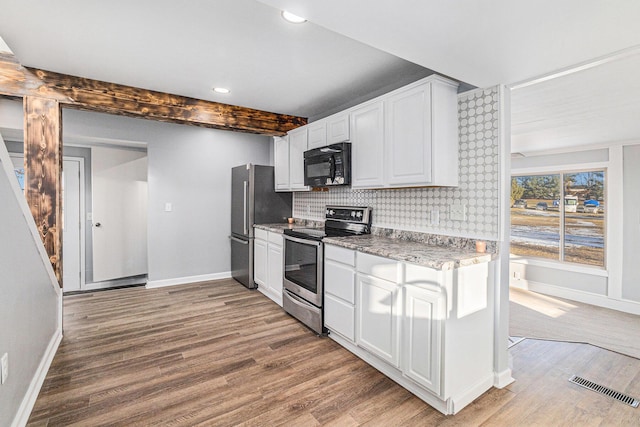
<box><xmin>24</xmin><ymin>96</ymin><xmax>63</xmax><ymax>286</ymax></box>
<box><xmin>0</xmin><ymin>53</ymin><xmax>307</xmax><ymax>135</ymax></box>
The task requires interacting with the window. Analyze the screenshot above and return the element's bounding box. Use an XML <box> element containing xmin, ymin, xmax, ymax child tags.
<box><xmin>510</xmin><ymin>170</ymin><xmax>605</xmax><ymax>267</ymax></box>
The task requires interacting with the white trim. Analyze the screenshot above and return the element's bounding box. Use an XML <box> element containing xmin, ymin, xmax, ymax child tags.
<box><xmin>63</xmin><ymin>156</ymin><xmax>86</xmax><ymax>291</ymax></box>
<box><xmin>495</xmin><ymin>84</ymin><xmax>514</xmax><ymax>388</ymax></box>
<box><xmin>494</xmin><ymin>368</ymin><xmax>515</xmax><ymax>389</ymax></box>
<box><xmin>11</xmin><ymin>330</ymin><xmax>62</xmax><ymax>427</ymax></box>
<box><xmin>512</xmin><ymin>161</ymin><xmax>609</xmax><ymax>175</ymax></box>
<box><xmin>509</xmin><ymin>45</ymin><xmax>640</xmax><ymax>90</ymax></box>
<box><xmin>606</xmin><ymin>146</ymin><xmax>624</xmax><ymax>300</ymax></box>
<box><xmin>509</xmin><ymin>256</ymin><xmax>608</xmax><ymax>277</ymax></box>
<box><xmin>510</xmin><ymin>281</ymin><xmax>640</xmax><ymax>316</ymax></box>
<box><xmin>146</xmin><ymin>271</ymin><xmax>232</xmax><ymax>289</ymax></box>
<box><xmin>512</xmin><ymin>138</ymin><xmax>640</xmax><ymax>158</ymax></box>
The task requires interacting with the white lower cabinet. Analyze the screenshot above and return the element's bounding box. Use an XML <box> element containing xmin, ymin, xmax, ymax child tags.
<box><xmin>323</xmin><ymin>245</ymin><xmax>356</xmax><ymax>342</ymax></box>
<box><xmin>403</xmin><ymin>284</ymin><xmax>444</xmax><ymax>396</ymax></box>
<box><xmin>254</xmin><ymin>229</ymin><xmax>284</xmax><ymax>306</ymax></box>
<box><xmin>356</xmin><ymin>273</ymin><xmax>401</xmax><ymax>367</ymax></box>
<box><xmin>324</xmin><ymin>246</ymin><xmax>495</xmax><ymax>415</ymax></box>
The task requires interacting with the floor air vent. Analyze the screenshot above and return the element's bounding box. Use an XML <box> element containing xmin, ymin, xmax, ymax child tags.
<box><xmin>569</xmin><ymin>375</ymin><xmax>639</xmax><ymax>408</ymax></box>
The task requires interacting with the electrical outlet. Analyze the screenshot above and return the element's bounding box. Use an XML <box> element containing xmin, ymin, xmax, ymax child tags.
<box><xmin>450</xmin><ymin>203</ymin><xmax>467</xmax><ymax>221</ymax></box>
<box><xmin>1</xmin><ymin>353</ymin><xmax>8</xmax><ymax>385</ymax></box>
<box><xmin>430</xmin><ymin>209</ymin><xmax>440</xmax><ymax>226</ymax></box>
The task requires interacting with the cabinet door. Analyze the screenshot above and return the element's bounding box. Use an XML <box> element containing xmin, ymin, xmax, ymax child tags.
<box><xmin>351</xmin><ymin>101</ymin><xmax>385</xmax><ymax>189</ymax></box>
<box><xmin>385</xmin><ymin>83</ymin><xmax>433</xmax><ymax>186</ymax></box>
<box><xmin>254</xmin><ymin>238</ymin><xmax>268</xmax><ymax>287</ymax></box>
<box><xmin>356</xmin><ymin>273</ymin><xmax>400</xmax><ymax>366</ymax></box>
<box><xmin>307</xmin><ymin>121</ymin><xmax>327</xmax><ymax>149</ymax></box>
<box><xmin>274</xmin><ymin>136</ymin><xmax>290</xmax><ymax>191</ymax></box>
<box><xmin>288</xmin><ymin>128</ymin><xmax>309</xmax><ymax>190</ymax></box>
<box><xmin>325</xmin><ymin>294</ymin><xmax>355</xmax><ymax>341</ymax></box>
<box><xmin>267</xmin><ymin>242</ymin><xmax>283</xmax><ymax>305</ymax></box>
<box><xmin>327</xmin><ymin>113</ymin><xmax>350</xmax><ymax>144</ymax></box>
<box><xmin>403</xmin><ymin>285</ymin><xmax>444</xmax><ymax>396</ymax></box>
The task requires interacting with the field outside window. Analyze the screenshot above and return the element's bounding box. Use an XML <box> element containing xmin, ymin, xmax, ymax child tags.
<box><xmin>510</xmin><ymin>170</ymin><xmax>605</xmax><ymax>267</ymax></box>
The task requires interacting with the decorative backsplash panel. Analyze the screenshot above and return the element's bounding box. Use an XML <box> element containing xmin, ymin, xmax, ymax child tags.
<box><xmin>293</xmin><ymin>86</ymin><xmax>501</xmax><ymax>241</ymax></box>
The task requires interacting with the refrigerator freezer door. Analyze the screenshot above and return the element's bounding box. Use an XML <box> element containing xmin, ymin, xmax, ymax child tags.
<box><xmin>230</xmin><ymin>235</ymin><xmax>255</xmax><ymax>289</ymax></box>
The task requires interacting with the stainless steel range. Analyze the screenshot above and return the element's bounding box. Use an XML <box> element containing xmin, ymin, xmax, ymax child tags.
<box><xmin>282</xmin><ymin>206</ymin><xmax>372</xmax><ymax>334</ymax></box>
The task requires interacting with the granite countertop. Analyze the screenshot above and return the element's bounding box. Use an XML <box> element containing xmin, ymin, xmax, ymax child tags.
<box><xmin>254</xmin><ymin>219</ymin><xmax>324</xmax><ymax>234</ymax></box>
<box><xmin>322</xmin><ymin>234</ymin><xmax>494</xmax><ymax>271</ymax></box>
<box><xmin>254</xmin><ymin>223</ymin><xmax>295</xmax><ymax>233</ymax></box>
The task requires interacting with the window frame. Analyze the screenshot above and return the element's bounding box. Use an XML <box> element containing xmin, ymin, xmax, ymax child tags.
<box><xmin>510</xmin><ymin>165</ymin><xmax>607</xmax><ymax>270</ymax></box>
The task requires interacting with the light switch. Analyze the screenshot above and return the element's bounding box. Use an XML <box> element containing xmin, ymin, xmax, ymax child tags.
<box><xmin>164</xmin><ymin>202</ymin><xmax>172</xmax><ymax>212</ymax></box>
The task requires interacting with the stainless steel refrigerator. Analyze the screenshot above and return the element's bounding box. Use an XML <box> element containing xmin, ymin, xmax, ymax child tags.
<box><xmin>230</xmin><ymin>164</ymin><xmax>292</xmax><ymax>289</ymax></box>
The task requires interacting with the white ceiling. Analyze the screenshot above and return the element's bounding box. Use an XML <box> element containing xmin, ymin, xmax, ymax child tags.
<box><xmin>1</xmin><ymin>0</ymin><xmax>640</xmax><ymax>152</ymax></box>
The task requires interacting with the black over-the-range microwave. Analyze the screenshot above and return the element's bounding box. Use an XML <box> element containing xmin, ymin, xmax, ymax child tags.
<box><xmin>303</xmin><ymin>142</ymin><xmax>351</xmax><ymax>187</ymax></box>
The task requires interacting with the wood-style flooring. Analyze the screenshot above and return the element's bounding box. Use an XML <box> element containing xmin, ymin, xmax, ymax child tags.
<box><xmin>27</xmin><ymin>279</ymin><xmax>640</xmax><ymax>426</ymax></box>
<box><xmin>510</xmin><ymin>287</ymin><xmax>640</xmax><ymax>359</ymax></box>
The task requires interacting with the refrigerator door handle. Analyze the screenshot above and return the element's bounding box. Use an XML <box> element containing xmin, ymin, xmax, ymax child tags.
<box><xmin>230</xmin><ymin>235</ymin><xmax>249</xmax><ymax>245</ymax></box>
<box><xmin>243</xmin><ymin>180</ymin><xmax>249</xmax><ymax>235</ymax></box>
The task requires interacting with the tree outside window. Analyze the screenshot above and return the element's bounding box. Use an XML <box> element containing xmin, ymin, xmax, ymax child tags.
<box><xmin>510</xmin><ymin>170</ymin><xmax>605</xmax><ymax>267</ymax></box>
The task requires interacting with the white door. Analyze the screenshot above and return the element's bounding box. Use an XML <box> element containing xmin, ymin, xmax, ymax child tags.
<box><xmin>92</xmin><ymin>146</ymin><xmax>148</xmax><ymax>282</ymax></box>
<box><xmin>62</xmin><ymin>159</ymin><xmax>83</xmax><ymax>292</ymax></box>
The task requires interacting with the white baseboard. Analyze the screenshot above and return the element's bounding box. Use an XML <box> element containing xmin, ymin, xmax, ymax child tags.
<box><xmin>493</xmin><ymin>368</ymin><xmax>515</xmax><ymax>389</ymax></box>
<box><xmin>511</xmin><ymin>280</ymin><xmax>640</xmax><ymax>315</ymax></box>
<box><xmin>83</xmin><ymin>275</ymin><xmax>147</xmax><ymax>291</ymax></box>
<box><xmin>12</xmin><ymin>330</ymin><xmax>62</xmax><ymax>427</ymax></box>
<box><xmin>146</xmin><ymin>271</ymin><xmax>232</xmax><ymax>289</ymax></box>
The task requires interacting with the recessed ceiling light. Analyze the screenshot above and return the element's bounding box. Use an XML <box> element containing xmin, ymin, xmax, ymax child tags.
<box><xmin>281</xmin><ymin>10</ymin><xmax>307</xmax><ymax>24</ymax></box>
<box><xmin>213</xmin><ymin>87</ymin><xmax>230</xmax><ymax>94</ymax></box>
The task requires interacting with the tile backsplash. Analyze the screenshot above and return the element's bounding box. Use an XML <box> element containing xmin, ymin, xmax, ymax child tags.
<box><xmin>293</xmin><ymin>86</ymin><xmax>501</xmax><ymax>241</ymax></box>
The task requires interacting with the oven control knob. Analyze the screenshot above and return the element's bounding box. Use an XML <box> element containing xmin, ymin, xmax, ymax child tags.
<box><xmin>356</xmin><ymin>211</ymin><xmax>362</xmax><ymax>218</ymax></box>
<box><xmin>328</xmin><ymin>209</ymin><xmax>335</xmax><ymax>216</ymax></box>
<box><xmin>351</xmin><ymin>211</ymin><xmax>356</xmax><ymax>217</ymax></box>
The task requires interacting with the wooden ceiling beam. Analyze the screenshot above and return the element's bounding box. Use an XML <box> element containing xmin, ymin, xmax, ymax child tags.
<box><xmin>0</xmin><ymin>53</ymin><xmax>307</xmax><ymax>135</ymax></box>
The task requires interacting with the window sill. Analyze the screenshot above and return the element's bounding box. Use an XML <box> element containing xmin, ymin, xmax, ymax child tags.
<box><xmin>509</xmin><ymin>255</ymin><xmax>609</xmax><ymax>277</ymax></box>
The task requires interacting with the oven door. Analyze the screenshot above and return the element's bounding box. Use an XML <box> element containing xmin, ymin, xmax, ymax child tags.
<box><xmin>283</xmin><ymin>234</ymin><xmax>323</xmax><ymax>307</ymax></box>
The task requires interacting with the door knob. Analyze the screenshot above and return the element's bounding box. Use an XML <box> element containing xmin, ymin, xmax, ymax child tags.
<box><xmin>95</xmin><ymin>222</ymin><xmax>101</xmax><ymax>227</ymax></box>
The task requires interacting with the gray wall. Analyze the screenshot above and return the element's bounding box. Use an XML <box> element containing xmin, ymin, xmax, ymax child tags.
<box><xmin>0</xmin><ymin>136</ymin><xmax>60</xmax><ymax>425</ymax></box>
<box><xmin>61</xmin><ymin>109</ymin><xmax>272</xmax><ymax>282</ymax></box>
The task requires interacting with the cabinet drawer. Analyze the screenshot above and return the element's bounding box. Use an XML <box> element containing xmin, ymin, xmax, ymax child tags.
<box><xmin>357</xmin><ymin>252</ymin><xmax>401</xmax><ymax>283</ymax></box>
<box><xmin>268</xmin><ymin>231</ymin><xmax>283</xmax><ymax>246</ymax></box>
<box><xmin>325</xmin><ymin>259</ymin><xmax>355</xmax><ymax>303</ymax></box>
<box><xmin>255</xmin><ymin>228</ymin><xmax>268</xmax><ymax>241</ymax></box>
<box><xmin>325</xmin><ymin>294</ymin><xmax>355</xmax><ymax>342</ymax></box>
<box><xmin>325</xmin><ymin>244</ymin><xmax>355</xmax><ymax>266</ymax></box>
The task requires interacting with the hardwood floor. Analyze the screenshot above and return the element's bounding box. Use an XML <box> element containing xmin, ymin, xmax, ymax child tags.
<box><xmin>28</xmin><ymin>279</ymin><xmax>640</xmax><ymax>426</ymax></box>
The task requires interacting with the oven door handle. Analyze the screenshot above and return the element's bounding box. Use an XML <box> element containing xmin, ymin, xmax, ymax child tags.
<box><xmin>284</xmin><ymin>234</ymin><xmax>322</xmax><ymax>247</ymax></box>
<box><xmin>284</xmin><ymin>289</ymin><xmax>315</xmax><ymax>308</ymax></box>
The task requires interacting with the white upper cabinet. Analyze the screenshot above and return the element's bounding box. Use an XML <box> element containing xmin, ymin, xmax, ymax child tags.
<box><xmin>385</xmin><ymin>83</ymin><xmax>433</xmax><ymax>186</ymax></box>
<box><xmin>307</xmin><ymin>111</ymin><xmax>351</xmax><ymax>150</ymax></box>
<box><xmin>276</xmin><ymin>128</ymin><xmax>309</xmax><ymax>192</ymax></box>
<box><xmin>351</xmin><ymin>100</ymin><xmax>385</xmax><ymax>189</ymax></box>
<box><xmin>307</xmin><ymin>121</ymin><xmax>327</xmax><ymax>150</ymax></box>
<box><xmin>326</xmin><ymin>112</ymin><xmax>350</xmax><ymax>144</ymax></box>
<box><xmin>274</xmin><ymin>136</ymin><xmax>290</xmax><ymax>191</ymax></box>
<box><xmin>288</xmin><ymin>127</ymin><xmax>309</xmax><ymax>190</ymax></box>
<box><xmin>352</xmin><ymin>75</ymin><xmax>459</xmax><ymax>189</ymax></box>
